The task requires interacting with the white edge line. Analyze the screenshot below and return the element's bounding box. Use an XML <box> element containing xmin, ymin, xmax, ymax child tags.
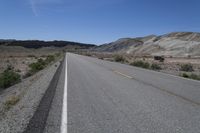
<box><xmin>61</xmin><ymin>53</ymin><xmax>68</xmax><ymax>133</ymax></box>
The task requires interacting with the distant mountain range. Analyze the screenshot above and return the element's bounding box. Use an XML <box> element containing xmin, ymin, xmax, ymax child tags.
<box><xmin>0</xmin><ymin>40</ymin><xmax>95</xmax><ymax>49</ymax></box>
<box><xmin>1</xmin><ymin>32</ymin><xmax>200</xmax><ymax>57</ymax></box>
<box><xmin>94</xmin><ymin>32</ymin><xmax>200</xmax><ymax>57</ymax></box>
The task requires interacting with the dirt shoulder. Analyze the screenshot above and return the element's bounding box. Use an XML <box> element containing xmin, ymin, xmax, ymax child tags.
<box><xmin>0</xmin><ymin>60</ymin><xmax>61</xmax><ymax>133</ymax></box>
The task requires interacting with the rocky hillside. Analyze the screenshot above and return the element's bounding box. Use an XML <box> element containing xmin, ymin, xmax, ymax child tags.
<box><xmin>94</xmin><ymin>32</ymin><xmax>200</xmax><ymax>57</ymax></box>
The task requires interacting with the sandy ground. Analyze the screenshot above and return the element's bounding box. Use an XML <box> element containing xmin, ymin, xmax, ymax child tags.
<box><xmin>0</xmin><ymin>57</ymin><xmax>37</xmax><ymax>76</ymax></box>
<box><xmin>0</xmin><ymin>47</ymin><xmax>63</xmax><ymax>76</ymax></box>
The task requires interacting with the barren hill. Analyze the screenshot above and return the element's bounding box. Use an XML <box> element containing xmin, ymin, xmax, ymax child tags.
<box><xmin>94</xmin><ymin>32</ymin><xmax>200</xmax><ymax>57</ymax></box>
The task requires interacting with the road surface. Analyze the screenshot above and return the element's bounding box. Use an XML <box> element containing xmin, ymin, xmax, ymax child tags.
<box><xmin>45</xmin><ymin>53</ymin><xmax>200</xmax><ymax>133</ymax></box>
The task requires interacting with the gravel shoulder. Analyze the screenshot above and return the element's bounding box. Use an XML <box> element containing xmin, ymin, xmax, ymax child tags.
<box><xmin>0</xmin><ymin>60</ymin><xmax>61</xmax><ymax>133</ymax></box>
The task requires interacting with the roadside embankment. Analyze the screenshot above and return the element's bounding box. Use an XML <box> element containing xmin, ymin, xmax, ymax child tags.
<box><xmin>0</xmin><ymin>60</ymin><xmax>61</xmax><ymax>133</ymax></box>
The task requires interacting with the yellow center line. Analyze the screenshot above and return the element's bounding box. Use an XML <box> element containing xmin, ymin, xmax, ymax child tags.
<box><xmin>113</xmin><ymin>70</ymin><xmax>133</xmax><ymax>79</ymax></box>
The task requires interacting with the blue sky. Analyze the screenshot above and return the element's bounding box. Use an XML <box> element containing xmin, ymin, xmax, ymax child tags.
<box><xmin>0</xmin><ymin>0</ymin><xmax>200</xmax><ymax>44</ymax></box>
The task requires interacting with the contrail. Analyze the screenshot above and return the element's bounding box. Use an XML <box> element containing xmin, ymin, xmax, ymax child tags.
<box><xmin>29</xmin><ymin>0</ymin><xmax>38</xmax><ymax>16</ymax></box>
<box><xmin>29</xmin><ymin>0</ymin><xmax>62</xmax><ymax>16</ymax></box>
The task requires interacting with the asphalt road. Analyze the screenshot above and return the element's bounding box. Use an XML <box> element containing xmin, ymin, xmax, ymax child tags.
<box><xmin>46</xmin><ymin>53</ymin><xmax>200</xmax><ymax>133</ymax></box>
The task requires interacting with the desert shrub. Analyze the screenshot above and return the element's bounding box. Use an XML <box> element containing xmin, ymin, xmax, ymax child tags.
<box><xmin>55</xmin><ymin>53</ymin><xmax>61</xmax><ymax>57</ymax></box>
<box><xmin>28</xmin><ymin>58</ymin><xmax>46</xmax><ymax>74</ymax></box>
<box><xmin>15</xmin><ymin>69</ymin><xmax>21</xmax><ymax>72</ymax></box>
<box><xmin>182</xmin><ymin>73</ymin><xmax>189</xmax><ymax>78</ymax></box>
<box><xmin>154</xmin><ymin>56</ymin><xmax>165</xmax><ymax>62</ymax></box>
<box><xmin>190</xmin><ymin>73</ymin><xmax>200</xmax><ymax>80</ymax></box>
<box><xmin>151</xmin><ymin>63</ymin><xmax>161</xmax><ymax>70</ymax></box>
<box><xmin>98</xmin><ymin>57</ymin><xmax>104</xmax><ymax>60</ymax></box>
<box><xmin>23</xmin><ymin>72</ymin><xmax>32</xmax><ymax>79</ymax></box>
<box><xmin>41</xmin><ymin>55</ymin><xmax>46</xmax><ymax>57</ymax></box>
<box><xmin>4</xmin><ymin>95</ymin><xmax>20</xmax><ymax>110</ymax></box>
<box><xmin>38</xmin><ymin>58</ymin><xmax>47</xmax><ymax>66</ymax></box>
<box><xmin>6</xmin><ymin>65</ymin><xmax>14</xmax><ymax>71</ymax></box>
<box><xmin>45</xmin><ymin>55</ymin><xmax>55</xmax><ymax>64</ymax></box>
<box><xmin>28</xmin><ymin>55</ymin><xmax>36</xmax><ymax>57</ymax></box>
<box><xmin>26</xmin><ymin>55</ymin><xmax>56</xmax><ymax>77</ymax></box>
<box><xmin>85</xmin><ymin>53</ymin><xmax>92</xmax><ymax>56</ymax></box>
<box><xmin>180</xmin><ymin>64</ymin><xmax>194</xmax><ymax>72</ymax></box>
<box><xmin>0</xmin><ymin>67</ymin><xmax>21</xmax><ymax>89</ymax></box>
<box><xmin>114</xmin><ymin>55</ymin><xmax>126</xmax><ymax>62</ymax></box>
<box><xmin>182</xmin><ymin>73</ymin><xmax>200</xmax><ymax>80</ymax></box>
<box><xmin>130</xmin><ymin>61</ymin><xmax>150</xmax><ymax>69</ymax></box>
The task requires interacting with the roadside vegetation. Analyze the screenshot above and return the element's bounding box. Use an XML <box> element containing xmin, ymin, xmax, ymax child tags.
<box><xmin>82</xmin><ymin>52</ymin><xmax>200</xmax><ymax>81</ymax></box>
<box><xmin>151</xmin><ymin>63</ymin><xmax>162</xmax><ymax>70</ymax></box>
<box><xmin>130</xmin><ymin>60</ymin><xmax>162</xmax><ymax>70</ymax></box>
<box><xmin>180</xmin><ymin>64</ymin><xmax>194</xmax><ymax>72</ymax></box>
<box><xmin>28</xmin><ymin>58</ymin><xmax>46</xmax><ymax>75</ymax></box>
<box><xmin>25</xmin><ymin>54</ymin><xmax>60</xmax><ymax>77</ymax></box>
<box><xmin>181</xmin><ymin>73</ymin><xmax>200</xmax><ymax>80</ymax></box>
<box><xmin>4</xmin><ymin>95</ymin><xmax>20</xmax><ymax>110</ymax></box>
<box><xmin>0</xmin><ymin>53</ymin><xmax>63</xmax><ymax>90</ymax></box>
<box><xmin>114</xmin><ymin>55</ymin><xmax>126</xmax><ymax>63</ymax></box>
<box><xmin>0</xmin><ymin>66</ymin><xmax>21</xmax><ymax>89</ymax></box>
<box><xmin>130</xmin><ymin>60</ymin><xmax>150</xmax><ymax>69</ymax></box>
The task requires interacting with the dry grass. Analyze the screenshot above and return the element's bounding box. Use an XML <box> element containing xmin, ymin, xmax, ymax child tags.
<box><xmin>4</xmin><ymin>95</ymin><xmax>20</xmax><ymax>110</ymax></box>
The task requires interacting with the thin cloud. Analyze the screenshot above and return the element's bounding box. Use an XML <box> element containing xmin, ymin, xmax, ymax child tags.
<box><xmin>29</xmin><ymin>0</ymin><xmax>62</xmax><ymax>16</ymax></box>
<box><xmin>30</xmin><ymin>0</ymin><xmax>38</xmax><ymax>16</ymax></box>
<box><xmin>28</xmin><ymin>0</ymin><xmax>122</xmax><ymax>16</ymax></box>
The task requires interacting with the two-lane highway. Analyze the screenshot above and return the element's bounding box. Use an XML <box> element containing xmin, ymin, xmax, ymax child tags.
<box><xmin>46</xmin><ymin>53</ymin><xmax>200</xmax><ymax>133</ymax></box>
